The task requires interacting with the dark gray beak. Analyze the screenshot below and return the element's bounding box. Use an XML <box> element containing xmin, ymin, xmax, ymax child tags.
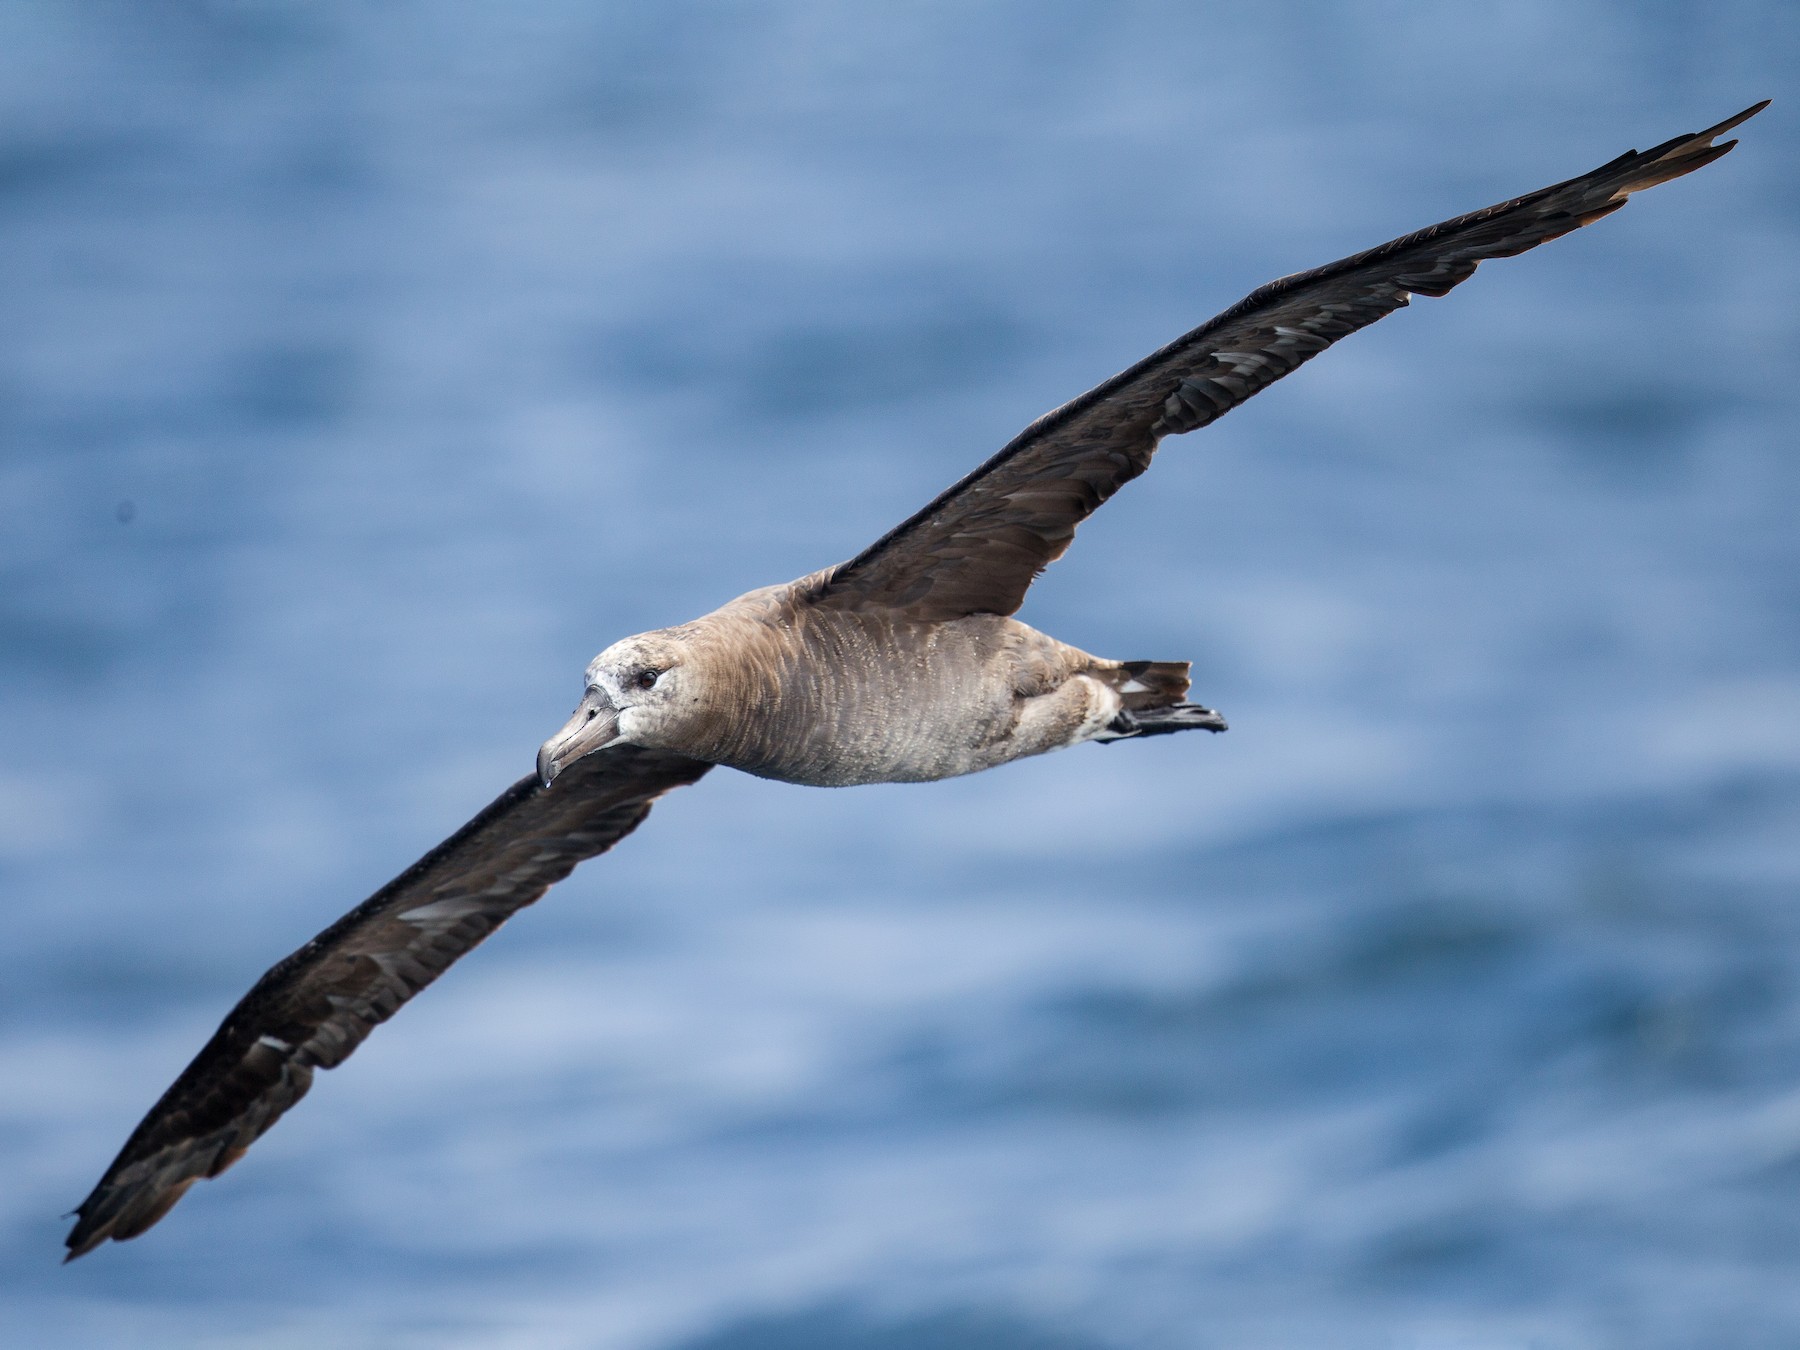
<box><xmin>537</xmin><ymin>687</ymin><xmax>621</xmax><ymax>786</ymax></box>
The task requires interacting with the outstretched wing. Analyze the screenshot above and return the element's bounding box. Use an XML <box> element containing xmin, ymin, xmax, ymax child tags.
<box><xmin>811</xmin><ymin>102</ymin><xmax>1766</xmax><ymax>623</ymax></box>
<box><xmin>65</xmin><ymin>744</ymin><xmax>711</xmax><ymax>1260</ymax></box>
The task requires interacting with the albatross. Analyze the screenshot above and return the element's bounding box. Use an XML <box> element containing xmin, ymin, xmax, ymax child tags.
<box><xmin>65</xmin><ymin>102</ymin><xmax>1765</xmax><ymax>1259</ymax></box>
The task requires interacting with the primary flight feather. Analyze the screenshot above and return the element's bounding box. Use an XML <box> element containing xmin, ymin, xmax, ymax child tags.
<box><xmin>66</xmin><ymin>100</ymin><xmax>1765</xmax><ymax>1260</ymax></box>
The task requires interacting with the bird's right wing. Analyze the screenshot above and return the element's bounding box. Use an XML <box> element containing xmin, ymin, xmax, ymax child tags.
<box><xmin>809</xmin><ymin>101</ymin><xmax>1766</xmax><ymax>623</ymax></box>
<box><xmin>65</xmin><ymin>744</ymin><xmax>711</xmax><ymax>1260</ymax></box>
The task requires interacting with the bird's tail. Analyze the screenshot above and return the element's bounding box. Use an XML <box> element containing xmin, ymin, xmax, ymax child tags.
<box><xmin>1111</xmin><ymin>660</ymin><xmax>1192</xmax><ymax>710</ymax></box>
<box><xmin>1091</xmin><ymin>660</ymin><xmax>1227</xmax><ymax>740</ymax></box>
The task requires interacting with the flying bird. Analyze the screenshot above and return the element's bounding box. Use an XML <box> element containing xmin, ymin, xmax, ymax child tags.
<box><xmin>65</xmin><ymin>102</ymin><xmax>1766</xmax><ymax>1260</ymax></box>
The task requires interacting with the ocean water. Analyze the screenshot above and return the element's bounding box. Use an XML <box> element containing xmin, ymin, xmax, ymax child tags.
<box><xmin>2</xmin><ymin>4</ymin><xmax>1797</xmax><ymax>1346</ymax></box>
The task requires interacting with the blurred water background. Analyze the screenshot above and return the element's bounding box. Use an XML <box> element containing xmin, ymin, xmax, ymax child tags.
<box><xmin>3</xmin><ymin>3</ymin><xmax>1797</xmax><ymax>1347</ymax></box>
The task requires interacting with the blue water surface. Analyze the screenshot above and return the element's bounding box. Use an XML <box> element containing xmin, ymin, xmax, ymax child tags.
<box><xmin>3</xmin><ymin>4</ymin><xmax>1797</xmax><ymax>1347</ymax></box>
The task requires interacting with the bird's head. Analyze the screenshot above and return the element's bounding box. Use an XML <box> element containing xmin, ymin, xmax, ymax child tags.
<box><xmin>537</xmin><ymin>628</ymin><xmax>707</xmax><ymax>784</ymax></box>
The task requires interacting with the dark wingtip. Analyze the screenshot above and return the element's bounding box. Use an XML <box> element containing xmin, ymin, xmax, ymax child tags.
<box><xmin>62</xmin><ymin>1227</ymin><xmax>99</xmax><ymax>1264</ymax></box>
<box><xmin>1683</xmin><ymin>100</ymin><xmax>1770</xmax><ymax>159</ymax></box>
<box><xmin>63</xmin><ymin>1200</ymin><xmax>110</xmax><ymax>1262</ymax></box>
<box><xmin>1713</xmin><ymin>99</ymin><xmax>1771</xmax><ymax>137</ymax></box>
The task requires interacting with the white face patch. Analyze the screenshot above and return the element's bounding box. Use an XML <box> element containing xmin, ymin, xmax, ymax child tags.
<box><xmin>587</xmin><ymin>635</ymin><xmax>680</xmax><ymax>704</ymax></box>
<box><xmin>256</xmin><ymin>1034</ymin><xmax>292</xmax><ymax>1052</ymax></box>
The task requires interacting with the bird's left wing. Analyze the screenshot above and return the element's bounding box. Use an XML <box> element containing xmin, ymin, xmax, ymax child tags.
<box><xmin>809</xmin><ymin>101</ymin><xmax>1765</xmax><ymax>623</ymax></box>
<box><xmin>65</xmin><ymin>744</ymin><xmax>711</xmax><ymax>1260</ymax></box>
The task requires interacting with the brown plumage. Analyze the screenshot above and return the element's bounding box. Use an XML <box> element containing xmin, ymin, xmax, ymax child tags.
<box><xmin>64</xmin><ymin>747</ymin><xmax>708</xmax><ymax>1258</ymax></box>
<box><xmin>813</xmin><ymin>101</ymin><xmax>1765</xmax><ymax>624</ymax></box>
<box><xmin>65</xmin><ymin>101</ymin><xmax>1764</xmax><ymax>1260</ymax></box>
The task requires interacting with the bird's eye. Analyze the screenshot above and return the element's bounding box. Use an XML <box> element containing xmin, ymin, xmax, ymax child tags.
<box><xmin>634</xmin><ymin>669</ymin><xmax>660</xmax><ymax>690</ymax></box>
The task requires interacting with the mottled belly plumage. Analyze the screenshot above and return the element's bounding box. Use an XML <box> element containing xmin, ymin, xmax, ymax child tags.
<box><xmin>695</xmin><ymin>609</ymin><xmax>1112</xmax><ymax>788</ymax></box>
